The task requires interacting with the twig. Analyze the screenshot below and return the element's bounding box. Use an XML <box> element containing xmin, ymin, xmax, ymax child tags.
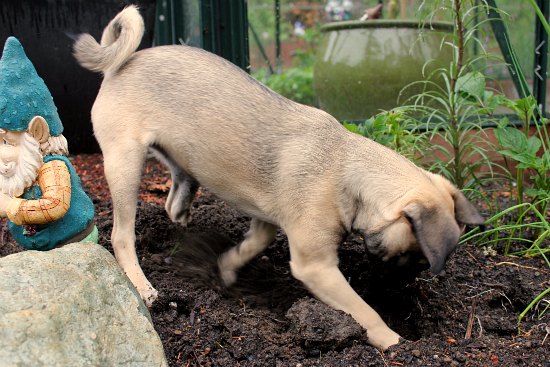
<box><xmin>416</xmin><ymin>276</ymin><xmax>438</xmax><ymax>283</ymax></box>
<box><xmin>464</xmin><ymin>249</ymin><xmax>479</xmax><ymax>263</ymax></box>
<box><xmin>192</xmin><ymin>350</ymin><xmax>201</xmax><ymax>365</ymax></box>
<box><xmin>0</xmin><ymin>220</ymin><xmax>8</xmax><ymax>248</ymax></box>
<box><xmin>496</xmin><ymin>261</ymin><xmax>548</xmax><ymax>273</ymax></box>
<box><xmin>376</xmin><ymin>349</ymin><xmax>389</xmax><ymax>367</ymax></box>
<box><xmin>465</xmin><ymin>300</ymin><xmax>477</xmax><ymax>339</ymax></box>
<box><xmin>417</xmin><ymin>300</ymin><xmax>424</xmax><ymax>315</ymax></box>
<box><xmin>466</xmin><ymin>289</ymin><xmax>494</xmax><ymax>299</ymax></box>
<box><xmin>476</xmin><ymin>316</ymin><xmax>484</xmax><ymax>337</ymax></box>
<box><xmin>542</xmin><ymin>324</ymin><xmax>549</xmax><ymax>345</ymax></box>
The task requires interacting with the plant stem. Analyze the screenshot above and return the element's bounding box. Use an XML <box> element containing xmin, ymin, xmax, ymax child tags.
<box><xmin>518</xmin><ymin>287</ymin><xmax>550</xmax><ymax>330</ymax></box>
<box><xmin>517</xmin><ymin>167</ymin><xmax>524</xmax><ymax>207</ymax></box>
<box><xmin>450</xmin><ymin>0</ymin><xmax>465</xmax><ymax>188</ymax></box>
<box><xmin>516</xmin><ymin>103</ymin><xmax>532</xmax><ymax>223</ymax></box>
<box><xmin>527</xmin><ymin>0</ymin><xmax>550</xmax><ymax>35</ymax></box>
<box><xmin>451</xmin><ymin>0</ymin><xmax>465</xmax><ymax>93</ymax></box>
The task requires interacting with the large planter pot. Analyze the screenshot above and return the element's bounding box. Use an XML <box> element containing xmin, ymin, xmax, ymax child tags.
<box><xmin>314</xmin><ymin>20</ymin><xmax>453</xmax><ymax>121</ymax></box>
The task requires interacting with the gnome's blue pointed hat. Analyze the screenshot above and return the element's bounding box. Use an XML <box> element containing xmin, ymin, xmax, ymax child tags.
<box><xmin>0</xmin><ymin>37</ymin><xmax>63</xmax><ymax>136</ymax></box>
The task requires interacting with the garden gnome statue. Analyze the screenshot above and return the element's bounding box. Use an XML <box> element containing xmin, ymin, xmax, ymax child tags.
<box><xmin>0</xmin><ymin>37</ymin><xmax>96</xmax><ymax>250</ymax></box>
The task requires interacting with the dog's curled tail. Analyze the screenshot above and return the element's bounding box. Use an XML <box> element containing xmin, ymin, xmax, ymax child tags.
<box><xmin>73</xmin><ymin>5</ymin><xmax>144</xmax><ymax>75</ymax></box>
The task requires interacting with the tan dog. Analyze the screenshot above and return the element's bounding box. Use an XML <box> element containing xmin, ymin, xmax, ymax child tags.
<box><xmin>74</xmin><ymin>6</ymin><xmax>484</xmax><ymax>350</ymax></box>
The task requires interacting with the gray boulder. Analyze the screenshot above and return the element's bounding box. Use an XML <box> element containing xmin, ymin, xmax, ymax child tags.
<box><xmin>0</xmin><ymin>242</ymin><xmax>167</xmax><ymax>367</ymax></box>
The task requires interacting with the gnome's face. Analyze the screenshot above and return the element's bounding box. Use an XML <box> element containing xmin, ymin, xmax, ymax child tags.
<box><xmin>0</xmin><ymin>123</ymin><xmax>44</xmax><ymax>197</ymax></box>
<box><xmin>0</xmin><ymin>129</ymin><xmax>23</xmax><ymax>177</ymax></box>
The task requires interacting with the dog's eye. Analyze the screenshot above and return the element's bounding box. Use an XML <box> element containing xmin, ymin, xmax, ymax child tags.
<box><xmin>2</xmin><ymin>138</ymin><xmax>13</xmax><ymax>146</ymax></box>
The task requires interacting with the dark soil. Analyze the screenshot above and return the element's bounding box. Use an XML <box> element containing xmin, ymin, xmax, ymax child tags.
<box><xmin>1</xmin><ymin>153</ymin><xmax>549</xmax><ymax>366</ymax></box>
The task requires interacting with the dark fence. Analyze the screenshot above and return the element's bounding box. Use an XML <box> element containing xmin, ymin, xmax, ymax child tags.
<box><xmin>0</xmin><ymin>0</ymin><xmax>156</xmax><ymax>153</ymax></box>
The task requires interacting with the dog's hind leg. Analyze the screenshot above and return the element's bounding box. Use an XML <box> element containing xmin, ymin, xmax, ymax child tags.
<box><xmin>104</xmin><ymin>143</ymin><xmax>158</xmax><ymax>306</ymax></box>
<box><xmin>286</xmin><ymin>224</ymin><xmax>401</xmax><ymax>350</ymax></box>
<box><xmin>218</xmin><ymin>218</ymin><xmax>277</xmax><ymax>285</ymax></box>
<box><xmin>150</xmin><ymin>147</ymin><xmax>198</xmax><ymax>226</ymax></box>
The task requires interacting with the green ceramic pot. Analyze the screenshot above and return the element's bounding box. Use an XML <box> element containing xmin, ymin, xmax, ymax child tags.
<box><xmin>314</xmin><ymin>20</ymin><xmax>454</xmax><ymax>120</ymax></box>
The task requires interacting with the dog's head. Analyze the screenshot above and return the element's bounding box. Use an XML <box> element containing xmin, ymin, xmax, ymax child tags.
<box><xmin>360</xmin><ymin>173</ymin><xmax>484</xmax><ymax>274</ymax></box>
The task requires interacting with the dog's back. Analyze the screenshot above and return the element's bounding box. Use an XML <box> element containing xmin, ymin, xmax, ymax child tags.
<box><xmin>73</xmin><ymin>6</ymin><xmax>349</xmax><ymax>218</ymax></box>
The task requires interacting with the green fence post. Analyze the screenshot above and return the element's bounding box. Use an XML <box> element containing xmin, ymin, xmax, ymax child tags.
<box><xmin>533</xmin><ymin>0</ymin><xmax>549</xmax><ymax>114</ymax></box>
<box><xmin>201</xmin><ymin>0</ymin><xmax>250</xmax><ymax>71</ymax></box>
<box><xmin>486</xmin><ymin>0</ymin><xmax>531</xmax><ymax>100</ymax></box>
<box><xmin>155</xmin><ymin>0</ymin><xmax>249</xmax><ymax>71</ymax></box>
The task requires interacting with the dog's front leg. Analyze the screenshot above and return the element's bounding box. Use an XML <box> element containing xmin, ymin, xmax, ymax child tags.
<box><xmin>286</xmin><ymin>226</ymin><xmax>401</xmax><ymax>350</ymax></box>
<box><xmin>218</xmin><ymin>218</ymin><xmax>277</xmax><ymax>285</ymax></box>
<box><xmin>104</xmin><ymin>144</ymin><xmax>158</xmax><ymax>306</ymax></box>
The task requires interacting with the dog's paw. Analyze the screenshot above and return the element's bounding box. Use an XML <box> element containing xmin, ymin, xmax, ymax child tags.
<box><xmin>139</xmin><ymin>285</ymin><xmax>159</xmax><ymax>307</ymax></box>
<box><xmin>166</xmin><ymin>205</ymin><xmax>191</xmax><ymax>227</ymax></box>
<box><xmin>219</xmin><ymin>268</ymin><xmax>237</xmax><ymax>286</ymax></box>
<box><xmin>165</xmin><ymin>189</ymin><xmax>193</xmax><ymax>227</ymax></box>
<box><xmin>218</xmin><ymin>255</ymin><xmax>238</xmax><ymax>286</ymax></box>
<box><xmin>173</xmin><ymin>213</ymin><xmax>191</xmax><ymax>227</ymax></box>
<box><xmin>367</xmin><ymin>326</ymin><xmax>401</xmax><ymax>350</ymax></box>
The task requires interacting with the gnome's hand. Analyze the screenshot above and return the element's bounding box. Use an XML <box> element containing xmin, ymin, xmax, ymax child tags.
<box><xmin>0</xmin><ymin>192</ymin><xmax>11</xmax><ymax>217</ymax></box>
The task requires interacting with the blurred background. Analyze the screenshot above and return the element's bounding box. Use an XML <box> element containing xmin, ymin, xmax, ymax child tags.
<box><xmin>247</xmin><ymin>0</ymin><xmax>546</xmax><ymax>109</ymax></box>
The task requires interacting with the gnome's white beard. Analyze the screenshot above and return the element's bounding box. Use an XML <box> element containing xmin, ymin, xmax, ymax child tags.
<box><xmin>0</xmin><ymin>133</ymin><xmax>43</xmax><ymax>197</ymax></box>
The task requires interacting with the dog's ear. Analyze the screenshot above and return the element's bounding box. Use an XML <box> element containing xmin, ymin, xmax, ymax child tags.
<box><xmin>403</xmin><ymin>203</ymin><xmax>461</xmax><ymax>275</ymax></box>
<box><xmin>430</xmin><ymin>173</ymin><xmax>485</xmax><ymax>226</ymax></box>
<box><xmin>452</xmin><ymin>190</ymin><xmax>485</xmax><ymax>226</ymax></box>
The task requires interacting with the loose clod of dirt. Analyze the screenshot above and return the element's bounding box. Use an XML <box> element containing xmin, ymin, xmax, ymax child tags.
<box><xmin>1</xmin><ymin>154</ymin><xmax>549</xmax><ymax>366</ymax></box>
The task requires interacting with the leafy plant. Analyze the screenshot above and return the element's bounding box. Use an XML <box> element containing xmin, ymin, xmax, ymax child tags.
<box><xmin>488</xmin><ymin>1</ymin><xmax>549</xmax><ymax>324</ymax></box>
<box><xmin>402</xmin><ymin>0</ymin><xmax>549</xmax><ymax>324</ymax></box>
<box><xmin>401</xmin><ymin>0</ymin><xmax>507</xmax><ymax>191</ymax></box>
<box><xmin>491</xmin><ymin>0</ymin><xmax>550</xmax><ymax>324</ymax></box>
<box><xmin>495</xmin><ymin>114</ymin><xmax>549</xmax><ymax>215</ymax></box>
<box><xmin>253</xmin><ymin>27</ymin><xmax>320</xmax><ymax>106</ymax></box>
<box><xmin>343</xmin><ymin>109</ymin><xmax>425</xmax><ymax>160</ymax></box>
<box><xmin>255</xmin><ymin>66</ymin><xmax>316</xmax><ymax>106</ymax></box>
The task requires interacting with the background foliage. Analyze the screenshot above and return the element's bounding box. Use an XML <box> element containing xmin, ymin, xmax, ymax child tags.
<box><xmin>248</xmin><ymin>0</ymin><xmax>546</xmax><ymax>106</ymax></box>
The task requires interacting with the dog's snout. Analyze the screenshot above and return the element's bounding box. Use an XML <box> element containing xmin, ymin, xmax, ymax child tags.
<box><xmin>362</xmin><ymin>232</ymin><xmax>387</xmax><ymax>258</ymax></box>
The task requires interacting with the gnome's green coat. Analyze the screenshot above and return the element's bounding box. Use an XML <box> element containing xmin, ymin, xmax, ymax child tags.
<box><xmin>0</xmin><ymin>36</ymin><xmax>96</xmax><ymax>250</ymax></box>
<box><xmin>8</xmin><ymin>155</ymin><xmax>95</xmax><ymax>250</ymax></box>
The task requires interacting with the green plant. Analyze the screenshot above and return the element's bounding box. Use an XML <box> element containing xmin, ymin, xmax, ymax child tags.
<box><xmin>486</xmin><ymin>1</ymin><xmax>550</xmax><ymax>224</ymax></box>
<box><xmin>343</xmin><ymin>109</ymin><xmax>425</xmax><ymax>160</ymax></box>
<box><xmin>495</xmin><ymin>105</ymin><xmax>550</xmax><ymax>216</ymax></box>
<box><xmin>402</xmin><ymin>0</ymin><xmax>507</xmax><ymax>191</ymax></box>
<box><xmin>253</xmin><ymin>27</ymin><xmax>319</xmax><ymax>106</ymax></box>
<box><xmin>255</xmin><ymin>66</ymin><xmax>316</xmax><ymax>106</ymax></box>
<box><xmin>496</xmin><ymin>0</ymin><xmax>550</xmax><ymax>324</ymax></box>
<box><xmin>405</xmin><ymin>0</ymin><xmax>549</xmax><ymax>325</ymax></box>
<box><xmin>462</xmin><ymin>201</ymin><xmax>549</xmax><ymax>257</ymax></box>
